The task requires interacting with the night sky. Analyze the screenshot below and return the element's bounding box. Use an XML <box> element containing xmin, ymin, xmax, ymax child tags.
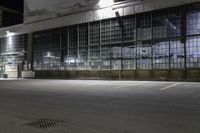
<box><xmin>0</xmin><ymin>0</ymin><xmax>23</xmax><ymax>12</ymax></box>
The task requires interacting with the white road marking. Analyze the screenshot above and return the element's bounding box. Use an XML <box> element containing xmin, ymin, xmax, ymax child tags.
<box><xmin>115</xmin><ymin>83</ymin><xmax>144</xmax><ymax>89</ymax></box>
<box><xmin>160</xmin><ymin>83</ymin><xmax>181</xmax><ymax>91</ymax></box>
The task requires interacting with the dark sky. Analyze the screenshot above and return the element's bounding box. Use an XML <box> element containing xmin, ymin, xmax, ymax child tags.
<box><xmin>0</xmin><ymin>0</ymin><xmax>23</xmax><ymax>12</ymax></box>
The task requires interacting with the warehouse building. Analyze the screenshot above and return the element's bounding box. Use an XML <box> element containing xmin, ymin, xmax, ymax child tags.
<box><xmin>0</xmin><ymin>0</ymin><xmax>200</xmax><ymax>80</ymax></box>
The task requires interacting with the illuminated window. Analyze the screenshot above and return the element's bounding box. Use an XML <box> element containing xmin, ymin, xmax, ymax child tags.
<box><xmin>136</xmin><ymin>41</ymin><xmax>152</xmax><ymax>69</ymax></box>
<box><xmin>89</xmin><ymin>46</ymin><xmax>100</xmax><ymax>70</ymax></box>
<box><xmin>152</xmin><ymin>40</ymin><xmax>169</xmax><ymax>69</ymax></box>
<box><xmin>123</xmin><ymin>43</ymin><xmax>136</xmax><ymax>70</ymax></box>
<box><xmin>170</xmin><ymin>39</ymin><xmax>185</xmax><ymax>69</ymax></box>
<box><xmin>101</xmin><ymin>46</ymin><xmax>111</xmax><ymax>70</ymax></box>
<box><xmin>186</xmin><ymin>36</ymin><xmax>200</xmax><ymax>68</ymax></box>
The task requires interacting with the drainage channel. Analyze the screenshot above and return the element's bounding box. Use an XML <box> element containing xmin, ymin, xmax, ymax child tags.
<box><xmin>24</xmin><ymin>119</ymin><xmax>64</xmax><ymax>130</ymax></box>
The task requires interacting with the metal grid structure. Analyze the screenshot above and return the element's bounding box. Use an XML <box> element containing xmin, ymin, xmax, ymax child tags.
<box><xmin>89</xmin><ymin>22</ymin><xmax>100</xmax><ymax>46</ymax></box>
<box><xmin>33</xmin><ymin>2</ymin><xmax>200</xmax><ymax>71</ymax></box>
<box><xmin>88</xmin><ymin>22</ymin><xmax>100</xmax><ymax>69</ymax></box>
<box><xmin>33</xmin><ymin>30</ymin><xmax>61</xmax><ymax>70</ymax></box>
<box><xmin>124</xmin><ymin>16</ymin><xmax>136</xmax><ymax>42</ymax></box>
<box><xmin>111</xmin><ymin>18</ymin><xmax>122</xmax><ymax>43</ymax></box>
<box><xmin>101</xmin><ymin>20</ymin><xmax>111</xmax><ymax>45</ymax></box>
<box><xmin>78</xmin><ymin>24</ymin><xmax>88</xmax><ymax>69</ymax></box>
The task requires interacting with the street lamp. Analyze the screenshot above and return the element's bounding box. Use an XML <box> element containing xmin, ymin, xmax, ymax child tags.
<box><xmin>115</xmin><ymin>11</ymin><xmax>124</xmax><ymax>80</ymax></box>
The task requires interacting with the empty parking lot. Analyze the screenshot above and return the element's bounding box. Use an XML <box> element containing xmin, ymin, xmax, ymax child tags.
<box><xmin>0</xmin><ymin>79</ymin><xmax>199</xmax><ymax>133</ymax></box>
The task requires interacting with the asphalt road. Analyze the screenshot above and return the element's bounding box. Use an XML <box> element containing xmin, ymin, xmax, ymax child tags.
<box><xmin>0</xmin><ymin>79</ymin><xmax>199</xmax><ymax>133</ymax></box>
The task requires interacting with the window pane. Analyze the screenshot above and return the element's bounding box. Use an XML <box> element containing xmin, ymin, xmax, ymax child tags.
<box><xmin>33</xmin><ymin>30</ymin><xmax>61</xmax><ymax>70</ymax></box>
<box><xmin>89</xmin><ymin>22</ymin><xmax>100</xmax><ymax>46</ymax></box>
<box><xmin>186</xmin><ymin>36</ymin><xmax>200</xmax><ymax>68</ymax></box>
<box><xmin>169</xmin><ymin>7</ymin><xmax>181</xmax><ymax>37</ymax></box>
<box><xmin>170</xmin><ymin>39</ymin><xmax>185</xmax><ymax>69</ymax></box>
<box><xmin>101</xmin><ymin>45</ymin><xmax>111</xmax><ymax>70</ymax></box>
<box><xmin>124</xmin><ymin>15</ymin><xmax>136</xmax><ymax>42</ymax></box>
<box><xmin>187</xmin><ymin>3</ymin><xmax>200</xmax><ymax>35</ymax></box>
<box><xmin>123</xmin><ymin>43</ymin><xmax>136</xmax><ymax>70</ymax></box>
<box><xmin>89</xmin><ymin>46</ymin><xmax>100</xmax><ymax>70</ymax></box>
<box><xmin>153</xmin><ymin>9</ymin><xmax>168</xmax><ymax>39</ymax></box>
<box><xmin>137</xmin><ymin>13</ymin><xmax>152</xmax><ymax>41</ymax></box>
<box><xmin>136</xmin><ymin>41</ymin><xmax>152</xmax><ymax>69</ymax></box>
<box><xmin>111</xmin><ymin>18</ymin><xmax>122</xmax><ymax>43</ymax></box>
<box><xmin>79</xmin><ymin>24</ymin><xmax>88</xmax><ymax>47</ymax></box>
<box><xmin>111</xmin><ymin>45</ymin><xmax>121</xmax><ymax>70</ymax></box>
<box><xmin>153</xmin><ymin>40</ymin><xmax>169</xmax><ymax>69</ymax></box>
<box><xmin>101</xmin><ymin>20</ymin><xmax>111</xmax><ymax>44</ymax></box>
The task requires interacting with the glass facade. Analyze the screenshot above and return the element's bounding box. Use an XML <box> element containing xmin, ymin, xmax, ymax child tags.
<box><xmin>33</xmin><ymin>2</ymin><xmax>200</xmax><ymax>71</ymax></box>
<box><xmin>0</xmin><ymin>34</ymin><xmax>27</xmax><ymax>63</ymax></box>
<box><xmin>0</xmin><ymin>34</ymin><xmax>28</xmax><ymax>72</ymax></box>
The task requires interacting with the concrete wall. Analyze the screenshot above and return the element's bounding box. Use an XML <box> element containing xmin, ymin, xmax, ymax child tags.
<box><xmin>35</xmin><ymin>70</ymin><xmax>200</xmax><ymax>81</ymax></box>
<box><xmin>7</xmin><ymin>71</ymin><xmax>18</xmax><ymax>78</ymax></box>
<box><xmin>0</xmin><ymin>0</ymin><xmax>199</xmax><ymax>38</ymax></box>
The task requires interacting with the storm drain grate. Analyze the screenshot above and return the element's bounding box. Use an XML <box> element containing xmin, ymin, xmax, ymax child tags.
<box><xmin>24</xmin><ymin>119</ymin><xmax>64</xmax><ymax>129</ymax></box>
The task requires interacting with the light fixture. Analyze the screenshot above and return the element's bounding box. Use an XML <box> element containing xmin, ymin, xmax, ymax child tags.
<box><xmin>6</xmin><ymin>31</ymin><xmax>15</xmax><ymax>37</ymax></box>
<box><xmin>99</xmin><ymin>0</ymin><xmax>113</xmax><ymax>7</ymax></box>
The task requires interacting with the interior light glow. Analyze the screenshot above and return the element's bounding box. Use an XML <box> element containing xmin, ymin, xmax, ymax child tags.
<box><xmin>47</xmin><ymin>52</ymin><xmax>51</xmax><ymax>57</ymax></box>
<box><xmin>7</xmin><ymin>35</ymin><xmax>14</xmax><ymax>50</ymax></box>
<box><xmin>8</xmin><ymin>37</ymin><xmax>13</xmax><ymax>45</ymax></box>
<box><xmin>64</xmin><ymin>58</ymin><xmax>76</xmax><ymax>63</ymax></box>
<box><xmin>69</xmin><ymin>59</ymin><xmax>75</xmax><ymax>63</ymax></box>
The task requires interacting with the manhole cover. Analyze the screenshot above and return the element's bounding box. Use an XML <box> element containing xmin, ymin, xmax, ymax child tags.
<box><xmin>24</xmin><ymin>119</ymin><xmax>64</xmax><ymax>129</ymax></box>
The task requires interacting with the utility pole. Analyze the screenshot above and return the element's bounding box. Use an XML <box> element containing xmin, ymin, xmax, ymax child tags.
<box><xmin>115</xmin><ymin>11</ymin><xmax>124</xmax><ymax>80</ymax></box>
